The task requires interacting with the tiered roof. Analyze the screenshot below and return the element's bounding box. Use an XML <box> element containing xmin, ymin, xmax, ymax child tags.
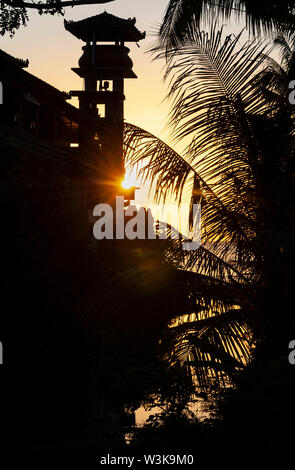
<box><xmin>64</xmin><ymin>11</ymin><xmax>146</xmax><ymax>43</ymax></box>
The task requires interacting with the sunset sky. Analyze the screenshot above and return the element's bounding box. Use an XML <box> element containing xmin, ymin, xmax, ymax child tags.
<box><xmin>0</xmin><ymin>0</ymin><xmax>249</xmax><ymax>226</ymax></box>
<box><xmin>1</xmin><ymin>0</ymin><xmax>173</xmax><ymax>146</ymax></box>
<box><xmin>0</xmin><ymin>1</ymin><xmax>248</xmax><ymax>156</ymax></box>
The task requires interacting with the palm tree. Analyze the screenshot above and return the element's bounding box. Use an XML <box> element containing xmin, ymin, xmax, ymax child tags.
<box><xmin>160</xmin><ymin>0</ymin><xmax>295</xmax><ymax>49</ymax></box>
<box><xmin>123</xmin><ymin>21</ymin><xmax>295</xmax><ymax>400</ymax></box>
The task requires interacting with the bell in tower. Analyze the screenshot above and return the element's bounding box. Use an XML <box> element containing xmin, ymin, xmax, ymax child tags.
<box><xmin>65</xmin><ymin>12</ymin><xmax>145</xmax><ymax>195</ymax></box>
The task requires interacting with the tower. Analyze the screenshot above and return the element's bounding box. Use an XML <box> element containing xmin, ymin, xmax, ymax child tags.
<box><xmin>65</xmin><ymin>12</ymin><xmax>145</xmax><ymax>197</ymax></box>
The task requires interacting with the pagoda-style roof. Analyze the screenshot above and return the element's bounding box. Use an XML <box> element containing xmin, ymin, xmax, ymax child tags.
<box><xmin>64</xmin><ymin>12</ymin><xmax>146</xmax><ymax>43</ymax></box>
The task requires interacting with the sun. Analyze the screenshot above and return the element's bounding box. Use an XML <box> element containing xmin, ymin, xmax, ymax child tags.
<box><xmin>121</xmin><ymin>170</ymin><xmax>137</xmax><ymax>190</ymax></box>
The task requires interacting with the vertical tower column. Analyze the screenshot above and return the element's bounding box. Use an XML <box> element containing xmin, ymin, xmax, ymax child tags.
<box><xmin>65</xmin><ymin>12</ymin><xmax>146</xmax><ymax>199</ymax></box>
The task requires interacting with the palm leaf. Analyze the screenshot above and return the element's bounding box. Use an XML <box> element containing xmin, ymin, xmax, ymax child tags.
<box><xmin>159</xmin><ymin>0</ymin><xmax>295</xmax><ymax>50</ymax></box>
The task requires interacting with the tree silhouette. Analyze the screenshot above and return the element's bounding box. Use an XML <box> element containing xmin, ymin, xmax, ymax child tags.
<box><xmin>160</xmin><ymin>0</ymin><xmax>295</xmax><ymax>50</ymax></box>
<box><xmin>123</xmin><ymin>20</ymin><xmax>295</xmax><ymax>394</ymax></box>
<box><xmin>0</xmin><ymin>0</ymin><xmax>114</xmax><ymax>35</ymax></box>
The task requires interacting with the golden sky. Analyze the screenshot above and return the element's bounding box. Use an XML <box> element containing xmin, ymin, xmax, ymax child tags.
<box><xmin>0</xmin><ymin>1</ymin><xmax>249</xmax><ymax>156</ymax></box>
<box><xmin>0</xmin><ymin>1</ymin><xmax>255</xmax><ymax>230</ymax></box>
<box><xmin>0</xmin><ymin>0</ymin><xmax>174</xmax><ymax>146</ymax></box>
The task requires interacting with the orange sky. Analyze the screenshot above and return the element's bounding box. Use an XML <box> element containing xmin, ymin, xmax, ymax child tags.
<box><xmin>0</xmin><ymin>2</ymin><xmax>254</xmax><ymax>228</ymax></box>
<box><xmin>0</xmin><ymin>1</ymin><xmax>249</xmax><ymax>156</ymax></box>
<box><xmin>0</xmin><ymin>0</ymin><xmax>174</xmax><ymax>146</ymax></box>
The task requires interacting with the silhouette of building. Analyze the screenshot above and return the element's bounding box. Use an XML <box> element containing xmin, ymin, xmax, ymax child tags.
<box><xmin>1</xmin><ymin>12</ymin><xmax>145</xmax><ymax>200</ymax></box>
<box><xmin>66</xmin><ymin>11</ymin><xmax>145</xmax><ymax>188</ymax></box>
<box><xmin>0</xmin><ymin>12</ymin><xmax>146</xmax><ymax>448</ymax></box>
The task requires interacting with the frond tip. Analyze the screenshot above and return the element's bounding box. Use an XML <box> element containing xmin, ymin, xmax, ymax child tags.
<box><xmin>159</xmin><ymin>0</ymin><xmax>295</xmax><ymax>50</ymax></box>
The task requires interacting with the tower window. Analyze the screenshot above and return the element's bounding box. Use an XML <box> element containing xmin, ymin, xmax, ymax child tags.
<box><xmin>97</xmin><ymin>104</ymin><xmax>106</xmax><ymax>118</ymax></box>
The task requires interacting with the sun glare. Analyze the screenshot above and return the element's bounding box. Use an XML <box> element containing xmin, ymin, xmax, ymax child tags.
<box><xmin>121</xmin><ymin>171</ymin><xmax>137</xmax><ymax>190</ymax></box>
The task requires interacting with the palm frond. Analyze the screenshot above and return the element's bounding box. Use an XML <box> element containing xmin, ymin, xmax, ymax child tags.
<box><xmin>124</xmin><ymin>21</ymin><xmax>295</xmax><ymax>394</ymax></box>
<box><xmin>125</xmin><ymin>122</ymin><xmax>256</xmax><ymax>262</ymax></box>
<box><xmin>165</xmin><ymin>307</ymin><xmax>254</xmax><ymax>390</ymax></box>
<box><xmin>159</xmin><ymin>0</ymin><xmax>295</xmax><ymax>50</ymax></box>
<box><xmin>117</xmin><ymin>263</ymin><xmax>254</xmax><ymax>391</ymax></box>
